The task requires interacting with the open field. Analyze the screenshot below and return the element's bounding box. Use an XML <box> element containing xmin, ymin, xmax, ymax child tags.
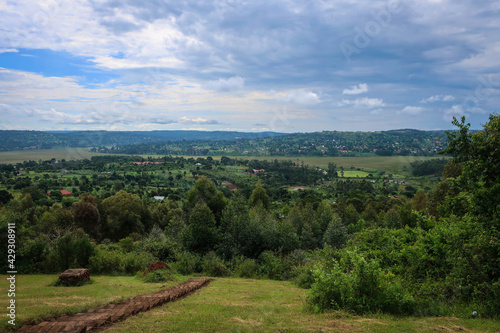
<box><xmin>2</xmin><ymin>276</ymin><xmax>497</xmax><ymax>333</ymax></box>
<box><xmin>0</xmin><ymin>148</ymin><xmax>447</xmax><ymax>173</ymax></box>
<box><xmin>105</xmin><ymin>278</ymin><xmax>497</xmax><ymax>333</ymax></box>
<box><xmin>0</xmin><ymin>148</ymin><xmax>107</xmax><ymax>164</ymax></box>
<box><xmin>0</xmin><ymin>274</ymin><xmax>188</xmax><ymax>332</ymax></box>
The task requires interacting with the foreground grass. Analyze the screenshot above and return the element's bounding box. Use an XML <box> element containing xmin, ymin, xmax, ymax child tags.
<box><xmin>0</xmin><ymin>274</ymin><xmax>187</xmax><ymax>332</ymax></box>
<box><xmin>107</xmin><ymin>278</ymin><xmax>498</xmax><ymax>333</ymax></box>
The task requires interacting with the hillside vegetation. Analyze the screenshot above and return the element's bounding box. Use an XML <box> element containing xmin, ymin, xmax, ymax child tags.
<box><xmin>0</xmin><ymin>115</ymin><xmax>499</xmax><ymax>327</ymax></box>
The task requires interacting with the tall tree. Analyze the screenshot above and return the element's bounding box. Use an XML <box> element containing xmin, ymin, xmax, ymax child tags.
<box><xmin>184</xmin><ymin>176</ymin><xmax>227</xmax><ymax>223</ymax></box>
<box><xmin>249</xmin><ymin>180</ymin><xmax>270</xmax><ymax>210</ymax></box>
<box><xmin>182</xmin><ymin>201</ymin><xmax>219</xmax><ymax>254</ymax></box>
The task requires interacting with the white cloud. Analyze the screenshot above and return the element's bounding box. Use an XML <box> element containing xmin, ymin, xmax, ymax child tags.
<box><xmin>0</xmin><ymin>48</ymin><xmax>18</xmax><ymax>54</ymax></box>
<box><xmin>277</xmin><ymin>90</ymin><xmax>320</xmax><ymax>105</ymax></box>
<box><xmin>400</xmin><ymin>106</ymin><xmax>425</xmax><ymax>115</ymax></box>
<box><xmin>341</xmin><ymin>97</ymin><xmax>384</xmax><ymax>108</ymax></box>
<box><xmin>420</xmin><ymin>95</ymin><xmax>456</xmax><ymax>103</ymax></box>
<box><xmin>179</xmin><ymin>116</ymin><xmax>219</xmax><ymax>125</ymax></box>
<box><xmin>443</xmin><ymin>104</ymin><xmax>465</xmax><ymax>121</ymax></box>
<box><xmin>204</xmin><ymin>76</ymin><xmax>245</xmax><ymax>92</ymax></box>
<box><xmin>343</xmin><ymin>83</ymin><xmax>368</xmax><ymax>95</ymax></box>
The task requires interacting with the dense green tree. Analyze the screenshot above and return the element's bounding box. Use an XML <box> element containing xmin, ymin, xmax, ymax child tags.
<box><xmin>184</xmin><ymin>176</ymin><xmax>227</xmax><ymax>223</ymax></box>
<box><xmin>72</xmin><ymin>194</ymin><xmax>101</xmax><ymax>240</ymax></box>
<box><xmin>101</xmin><ymin>191</ymin><xmax>146</xmax><ymax>240</ymax></box>
<box><xmin>249</xmin><ymin>180</ymin><xmax>270</xmax><ymax>210</ymax></box>
<box><xmin>314</xmin><ymin>200</ymin><xmax>335</xmax><ymax>232</ymax></box>
<box><xmin>0</xmin><ymin>189</ymin><xmax>13</xmax><ymax>205</ymax></box>
<box><xmin>182</xmin><ymin>201</ymin><xmax>219</xmax><ymax>254</ymax></box>
<box><xmin>323</xmin><ymin>214</ymin><xmax>347</xmax><ymax>248</ymax></box>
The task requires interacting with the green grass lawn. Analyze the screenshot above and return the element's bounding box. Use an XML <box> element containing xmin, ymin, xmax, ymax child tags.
<box><xmin>0</xmin><ymin>274</ymin><xmax>187</xmax><ymax>332</ymax></box>
<box><xmin>105</xmin><ymin>278</ymin><xmax>498</xmax><ymax>333</ymax></box>
<box><xmin>341</xmin><ymin>170</ymin><xmax>370</xmax><ymax>178</ymax></box>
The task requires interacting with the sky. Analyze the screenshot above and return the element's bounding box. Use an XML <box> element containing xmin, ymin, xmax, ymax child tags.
<box><xmin>0</xmin><ymin>0</ymin><xmax>499</xmax><ymax>133</ymax></box>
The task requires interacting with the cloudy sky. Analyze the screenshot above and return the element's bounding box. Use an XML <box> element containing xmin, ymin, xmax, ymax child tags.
<box><xmin>0</xmin><ymin>0</ymin><xmax>499</xmax><ymax>132</ymax></box>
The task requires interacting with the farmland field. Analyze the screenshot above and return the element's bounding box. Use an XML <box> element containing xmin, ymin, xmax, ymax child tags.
<box><xmin>0</xmin><ymin>148</ymin><xmax>108</xmax><ymax>164</ymax></box>
<box><xmin>0</xmin><ymin>148</ymin><xmax>446</xmax><ymax>173</ymax></box>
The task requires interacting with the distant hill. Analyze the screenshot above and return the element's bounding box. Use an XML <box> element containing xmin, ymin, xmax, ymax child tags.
<box><xmin>0</xmin><ymin>130</ymin><xmax>285</xmax><ymax>151</ymax></box>
<box><xmin>93</xmin><ymin>129</ymin><xmax>450</xmax><ymax>157</ymax></box>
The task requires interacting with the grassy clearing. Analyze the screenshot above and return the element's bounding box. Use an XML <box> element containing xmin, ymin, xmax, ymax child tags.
<box><xmin>106</xmin><ymin>278</ymin><xmax>498</xmax><ymax>333</ymax></box>
<box><xmin>0</xmin><ymin>274</ymin><xmax>187</xmax><ymax>332</ymax></box>
<box><xmin>0</xmin><ymin>148</ymin><xmax>108</xmax><ymax>164</ymax></box>
<box><xmin>342</xmin><ymin>170</ymin><xmax>370</xmax><ymax>178</ymax></box>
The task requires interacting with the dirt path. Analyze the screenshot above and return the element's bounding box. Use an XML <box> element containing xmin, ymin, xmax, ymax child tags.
<box><xmin>16</xmin><ymin>278</ymin><xmax>213</xmax><ymax>333</ymax></box>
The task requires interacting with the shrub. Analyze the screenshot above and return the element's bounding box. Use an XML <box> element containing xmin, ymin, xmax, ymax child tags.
<box><xmin>124</xmin><ymin>252</ymin><xmax>156</xmax><ymax>274</ymax></box>
<box><xmin>88</xmin><ymin>246</ymin><xmax>154</xmax><ymax>275</ymax></box>
<box><xmin>74</xmin><ymin>237</ymin><xmax>95</xmax><ymax>267</ymax></box>
<box><xmin>235</xmin><ymin>258</ymin><xmax>260</xmax><ymax>278</ymax></box>
<box><xmin>295</xmin><ymin>265</ymin><xmax>315</xmax><ymax>289</ymax></box>
<box><xmin>202</xmin><ymin>252</ymin><xmax>230</xmax><ymax>277</ymax></box>
<box><xmin>140</xmin><ymin>238</ymin><xmax>179</xmax><ymax>262</ymax></box>
<box><xmin>89</xmin><ymin>248</ymin><xmax>124</xmax><ymax>274</ymax></box>
<box><xmin>308</xmin><ymin>250</ymin><xmax>415</xmax><ymax>315</ymax></box>
<box><xmin>170</xmin><ymin>251</ymin><xmax>201</xmax><ymax>275</ymax></box>
<box><xmin>143</xmin><ymin>269</ymin><xmax>172</xmax><ymax>283</ymax></box>
<box><xmin>259</xmin><ymin>251</ymin><xmax>289</xmax><ymax>280</ymax></box>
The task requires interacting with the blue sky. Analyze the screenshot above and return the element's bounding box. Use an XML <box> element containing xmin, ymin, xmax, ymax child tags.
<box><xmin>0</xmin><ymin>0</ymin><xmax>499</xmax><ymax>132</ymax></box>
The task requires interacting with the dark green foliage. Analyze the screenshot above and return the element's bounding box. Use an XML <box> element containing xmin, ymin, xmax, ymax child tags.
<box><xmin>74</xmin><ymin>237</ymin><xmax>95</xmax><ymax>267</ymax></box>
<box><xmin>17</xmin><ymin>240</ymin><xmax>47</xmax><ymax>273</ymax></box>
<box><xmin>308</xmin><ymin>251</ymin><xmax>415</xmax><ymax>315</ymax></box>
<box><xmin>0</xmin><ymin>189</ymin><xmax>13</xmax><ymax>205</ymax></box>
<box><xmin>170</xmin><ymin>251</ymin><xmax>201</xmax><ymax>275</ymax></box>
<box><xmin>182</xmin><ymin>201</ymin><xmax>220</xmax><ymax>254</ymax></box>
<box><xmin>202</xmin><ymin>252</ymin><xmax>230</xmax><ymax>277</ymax></box>
<box><xmin>88</xmin><ymin>246</ymin><xmax>155</xmax><ymax>275</ymax></box>
<box><xmin>143</xmin><ymin>269</ymin><xmax>172</xmax><ymax>283</ymax></box>
<box><xmin>184</xmin><ymin>176</ymin><xmax>227</xmax><ymax>223</ymax></box>
<box><xmin>57</xmin><ymin>235</ymin><xmax>74</xmax><ymax>270</ymax></box>
<box><xmin>294</xmin><ymin>266</ymin><xmax>315</xmax><ymax>289</ymax></box>
<box><xmin>323</xmin><ymin>215</ymin><xmax>347</xmax><ymax>248</ymax></box>
<box><xmin>410</xmin><ymin>158</ymin><xmax>448</xmax><ymax>176</ymax></box>
<box><xmin>249</xmin><ymin>180</ymin><xmax>270</xmax><ymax>210</ymax></box>
<box><xmin>234</xmin><ymin>257</ymin><xmax>260</xmax><ymax>278</ymax></box>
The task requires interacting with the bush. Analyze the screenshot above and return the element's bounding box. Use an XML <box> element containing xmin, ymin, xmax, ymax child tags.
<box><xmin>170</xmin><ymin>251</ymin><xmax>201</xmax><ymax>275</ymax></box>
<box><xmin>143</xmin><ymin>269</ymin><xmax>172</xmax><ymax>283</ymax></box>
<box><xmin>89</xmin><ymin>246</ymin><xmax>154</xmax><ymax>274</ymax></box>
<box><xmin>74</xmin><ymin>237</ymin><xmax>95</xmax><ymax>267</ymax></box>
<box><xmin>259</xmin><ymin>251</ymin><xmax>289</xmax><ymax>280</ymax></box>
<box><xmin>308</xmin><ymin>250</ymin><xmax>415</xmax><ymax>315</ymax></box>
<box><xmin>140</xmin><ymin>239</ymin><xmax>179</xmax><ymax>262</ymax></box>
<box><xmin>235</xmin><ymin>258</ymin><xmax>260</xmax><ymax>278</ymax></box>
<box><xmin>295</xmin><ymin>265</ymin><xmax>315</xmax><ymax>289</ymax></box>
<box><xmin>202</xmin><ymin>252</ymin><xmax>230</xmax><ymax>277</ymax></box>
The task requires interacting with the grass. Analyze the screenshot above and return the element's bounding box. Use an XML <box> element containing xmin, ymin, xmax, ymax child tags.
<box><xmin>341</xmin><ymin>170</ymin><xmax>370</xmax><ymax>178</ymax></box>
<box><xmin>0</xmin><ymin>148</ymin><xmax>109</xmax><ymax>164</ymax></box>
<box><xmin>105</xmin><ymin>278</ymin><xmax>498</xmax><ymax>333</ymax></box>
<box><xmin>0</xmin><ymin>274</ymin><xmax>188</xmax><ymax>332</ymax></box>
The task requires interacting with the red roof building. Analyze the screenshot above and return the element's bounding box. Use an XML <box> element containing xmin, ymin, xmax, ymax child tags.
<box><xmin>60</xmin><ymin>190</ymin><xmax>72</xmax><ymax>196</ymax></box>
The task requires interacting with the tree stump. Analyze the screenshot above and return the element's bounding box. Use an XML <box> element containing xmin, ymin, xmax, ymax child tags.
<box><xmin>58</xmin><ymin>268</ymin><xmax>90</xmax><ymax>285</ymax></box>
